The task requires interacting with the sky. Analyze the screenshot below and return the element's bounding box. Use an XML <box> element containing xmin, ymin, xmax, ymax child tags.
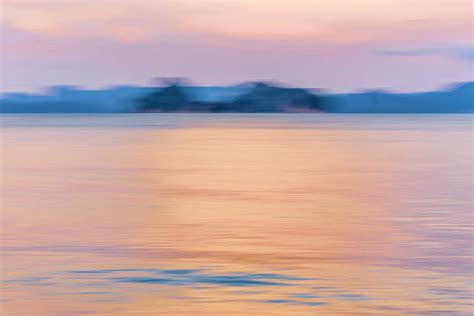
<box><xmin>1</xmin><ymin>0</ymin><xmax>472</xmax><ymax>93</ymax></box>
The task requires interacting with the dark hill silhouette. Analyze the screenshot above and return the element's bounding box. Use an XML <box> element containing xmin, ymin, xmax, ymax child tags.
<box><xmin>137</xmin><ymin>84</ymin><xmax>192</xmax><ymax>112</ymax></box>
<box><xmin>136</xmin><ymin>82</ymin><xmax>322</xmax><ymax>113</ymax></box>
<box><xmin>214</xmin><ymin>82</ymin><xmax>321</xmax><ymax>112</ymax></box>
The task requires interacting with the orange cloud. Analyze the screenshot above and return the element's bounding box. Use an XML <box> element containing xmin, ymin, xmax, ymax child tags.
<box><xmin>1</xmin><ymin>0</ymin><xmax>471</xmax><ymax>45</ymax></box>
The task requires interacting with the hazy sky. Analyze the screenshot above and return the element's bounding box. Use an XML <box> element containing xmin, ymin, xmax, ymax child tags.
<box><xmin>1</xmin><ymin>0</ymin><xmax>472</xmax><ymax>92</ymax></box>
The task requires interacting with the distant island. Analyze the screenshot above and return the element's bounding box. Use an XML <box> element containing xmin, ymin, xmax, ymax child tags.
<box><xmin>1</xmin><ymin>79</ymin><xmax>473</xmax><ymax>113</ymax></box>
<box><xmin>137</xmin><ymin>80</ymin><xmax>321</xmax><ymax>113</ymax></box>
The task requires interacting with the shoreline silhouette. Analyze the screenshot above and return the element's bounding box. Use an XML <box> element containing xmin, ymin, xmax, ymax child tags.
<box><xmin>1</xmin><ymin>80</ymin><xmax>472</xmax><ymax>114</ymax></box>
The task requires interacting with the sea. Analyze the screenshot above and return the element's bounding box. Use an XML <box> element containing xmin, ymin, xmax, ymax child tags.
<box><xmin>1</xmin><ymin>114</ymin><xmax>472</xmax><ymax>315</ymax></box>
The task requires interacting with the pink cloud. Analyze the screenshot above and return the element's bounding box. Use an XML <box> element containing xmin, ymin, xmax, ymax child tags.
<box><xmin>1</xmin><ymin>0</ymin><xmax>472</xmax><ymax>92</ymax></box>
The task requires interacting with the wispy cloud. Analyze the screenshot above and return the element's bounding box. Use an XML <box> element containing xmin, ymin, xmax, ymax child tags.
<box><xmin>374</xmin><ymin>44</ymin><xmax>474</xmax><ymax>62</ymax></box>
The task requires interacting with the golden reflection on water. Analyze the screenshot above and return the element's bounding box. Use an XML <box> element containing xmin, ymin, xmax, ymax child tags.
<box><xmin>1</xmin><ymin>115</ymin><xmax>472</xmax><ymax>315</ymax></box>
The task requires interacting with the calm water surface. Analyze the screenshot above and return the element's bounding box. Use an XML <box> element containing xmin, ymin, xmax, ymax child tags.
<box><xmin>1</xmin><ymin>114</ymin><xmax>472</xmax><ymax>315</ymax></box>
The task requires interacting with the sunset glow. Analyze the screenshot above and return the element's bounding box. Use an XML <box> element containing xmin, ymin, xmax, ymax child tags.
<box><xmin>1</xmin><ymin>0</ymin><xmax>472</xmax><ymax>92</ymax></box>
